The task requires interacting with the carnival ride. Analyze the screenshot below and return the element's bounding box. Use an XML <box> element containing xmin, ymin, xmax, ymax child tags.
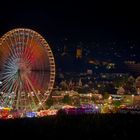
<box><xmin>0</xmin><ymin>28</ymin><xmax>55</xmax><ymax>111</ymax></box>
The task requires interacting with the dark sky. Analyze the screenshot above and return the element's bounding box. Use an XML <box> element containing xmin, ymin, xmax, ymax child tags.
<box><xmin>0</xmin><ymin>0</ymin><xmax>140</xmax><ymax>42</ymax></box>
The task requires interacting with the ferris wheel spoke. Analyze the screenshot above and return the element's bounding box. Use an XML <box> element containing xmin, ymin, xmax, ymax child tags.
<box><xmin>8</xmin><ymin>36</ymin><xmax>20</xmax><ymax>58</ymax></box>
<box><xmin>22</xmin><ymin>31</ymin><xmax>29</xmax><ymax>62</ymax></box>
<box><xmin>1</xmin><ymin>70</ymin><xmax>15</xmax><ymax>75</ymax></box>
<box><xmin>5</xmin><ymin>56</ymin><xmax>15</xmax><ymax>64</ymax></box>
<box><xmin>0</xmin><ymin>74</ymin><xmax>16</xmax><ymax>92</ymax></box>
<box><xmin>24</xmin><ymin>75</ymin><xmax>45</xmax><ymax>109</ymax></box>
<box><xmin>24</xmin><ymin>31</ymin><xmax>30</xmax><ymax>54</ymax></box>
<box><xmin>3</xmin><ymin>63</ymin><xmax>16</xmax><ymax>71</ymax></box>
<box><xmin>1</xmin><ymin>68</ymin><xmax>18</xmax><ymax>83</ymax></box>
<box><xmin>3</xmin><ymin>78</ymin><xmax>17</xmax><ymax>107</ymax></box>
<box><xmin>2</xmin><ymin>70</ymin><xmax>15</xmax><ymax>76</ymax></box>
<box><xmin>16</xmin><ymin>87</ymin><xmax>21</xmax><ymax>109</ymax></box>
<box><xmin>24</xmin><ymin>33</ymin><xmax>39</xmax><ymax>66</ymax></box>
<box><xmin>1</xmin><ymin>71</ymin><xmax>16</xmax><ymax>82</ymax></box>
<box><xmin>3</xmin><ymin>62</ymin><xmax>16</xmax><ymax>70</ymax></box>
<box><xmin>0</xmin><ymin>79</ymin><xmax>16</xmax><ymax>106</ymax></box>
<box><xmin>2</xmin><ymin>40</ymin><xmax>16</xmax><ymax>58</ymax></box>
<box><xmin>21</xmin><ymin>30</ymin><xmax>25</xmax><ymax>56</ymax></box>
<box><xmin>24</xmin><ymin>48</ymin><xmax>34</xmax><ymax>65</ymax></box>
<box><xmin>13</xmin><ymin>31</ymin><xmax>22</xmax><ymax>58</ymax></box>
<box><xmin>12</xmin><ymin>80</ymin><xmax>20</xmax><ymax>108</ymax></box>
<box><xmin>12</xmin><ymin>31</ymin><xmax>20</xmax><ymax>58</ymax></box>
<box><xmin>24</xmin><ymin>33</ymin><xmax>34</xmax><ymax>58</ymax></box>
<box><xmin>1</xmin><ymin>76</ymin><xmax>15</xmax><ymax>87</ymax></box>
<box><xmin>18</xmin><ymin>30</ymin><xmax>24</xmax><ymax>57</ymax></box>
<box><xmin>24</xmin><ymin>79</ymin><xmax>38</xmax><ymax>110</ymax></box>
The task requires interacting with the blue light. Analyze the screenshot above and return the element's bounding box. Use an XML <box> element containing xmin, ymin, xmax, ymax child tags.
<box><xmin>26</xmin><ymin>112</ymin><xmax>36</xmax><ymax>118</ymax></box>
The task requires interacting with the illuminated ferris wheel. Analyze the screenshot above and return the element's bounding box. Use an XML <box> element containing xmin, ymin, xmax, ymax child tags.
<box><xmin>0</xmin><ymin>28</ymin><xmax>55</xmax><ymax>111</ymax></box>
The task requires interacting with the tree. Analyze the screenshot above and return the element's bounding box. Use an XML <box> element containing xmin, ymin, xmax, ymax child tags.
<box><xmin>117</xmin><ymin>86</ymin><xmax>125</xmax><ymax>95</ymax></box>
<box><xmin>136</xmin><ymin>76</ymin><xmax>140</xmax><ymax>88</ymax></box>
<box><xmin>128</xmin><ymin>76</ymin><xmax>135</xmax><ymax>83</ymax></box>
<box><xmin>62</xmin><ymin>95</ymin><xmax>71</xmax><ymax>104</ymax></box>
<box><xmin>88</xmin><ymin>81</ymin><xmax>94</xmax><ymax>90</ymax></box>
<box><xmin>60</xmin><ymin>80</ymin><xmax>68</xmax><ymax>90</ymax></box>
<box><xmin>71</xmin><ymin>95</ymin><xmax>80</xmax><ymax>106</ymax></box>
<box><xmin>77</xmin><ymin>87</ymin><xmax>89</xmax><ymax>94</ymax></box>
<box><xmin>124</xmin><ymin>76</ymin><xmax>137</xmax><ymax>94</ymax></box>
<box><xmin>113</xmin><ymin>100</ymin><xmax>121</xmax><ymax>108</ymax></box>
<box><xmin>46</xmin><ymin>97</ymin><xmax>54</xmax><ymax>108</ymax></box>
<box><xmin>103</xmin><ymin>92</ymin><xmax>110</xmax><ymax>99</ymax></box>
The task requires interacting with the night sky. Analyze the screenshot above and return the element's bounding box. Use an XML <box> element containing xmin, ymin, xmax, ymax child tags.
<box><xmin>0</xmin><ymin>0</ymin><xmax>140</xmax><ymax>42</ymax></box>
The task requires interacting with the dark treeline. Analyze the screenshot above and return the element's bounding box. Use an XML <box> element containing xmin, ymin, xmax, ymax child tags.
<box><xmin>0</xmin><ymin>113</ymin><xmax>140</xmax><ymax>139</ymax></box>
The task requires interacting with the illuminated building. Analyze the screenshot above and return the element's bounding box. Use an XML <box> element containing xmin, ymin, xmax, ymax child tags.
<box><xmin>125</xmin><ymin>61</ymin><xmax>140</xmax><ymax>74</ymax></box>
<box><xmin>76</xmin><ymin>48</ymin><xmax>82</xmax><ymax>58</ymax></box>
